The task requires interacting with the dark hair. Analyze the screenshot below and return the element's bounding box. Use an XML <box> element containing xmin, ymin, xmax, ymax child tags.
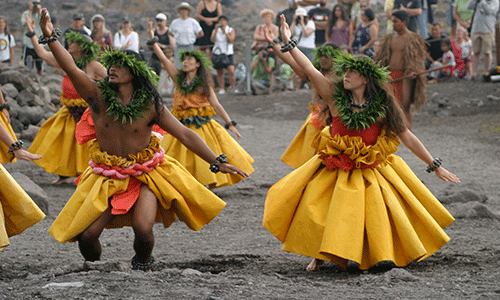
<box><xmin>179</xmin><ymin>55</ymin><xmax>215</xmax><ymax>97</ymax></box>
<box><xmin>441</xmin><ymin>39</ymin><xmax>451</xmax><ymax>48</ymax></box>
<box><xmin>363</xmin><ymin>8</ymin><xmax>375</xmax><ymax>21</ymax></box>
<box><xmin>0</xmin><ymin>16</ymin><xmax>11</xmax><ymax>39</ymax></box>
<box><xmin>327</xmin><ymin>5</ymin><xmax>349</xmax><ymax>42</ymax></box>
<box><xmin>392</xmin><ymin>10</ymin><xmax>409</xmax><ymax>23</ymax></box>
<box><xmin>431</xmin><ymin>22</ymin><xmax>441</xmax><ymax>27</ymax></box>
<box><xmin>218</xmin><ymin>15</ymin><xmax>228</xmax><ymax>22</ymax></box>
<box><xmin>322</xmin><ymin>41</ymin><xmax>339</xmax><ymax>49</ymax></box>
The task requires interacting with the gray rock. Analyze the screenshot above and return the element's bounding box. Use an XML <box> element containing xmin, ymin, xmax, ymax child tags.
<box><xmin>1</xmin><ymin>83</ymin><xmax>19</xmax><ymax>99</ymax></box>
<box><xmin>47</xmin><ymin>82</ymin><xmax>61</xmax><ymax>95</ymax></box>
<box><xmin>43</xmin><ymin>103</ymin><xmax>58</xmax><ymax>114</ymax></box>
<box><xmin>40</xmin><ymin>74</ymin><xmax>63</xmax><ymax>86</ymax></box>
<box><xmin>8</xmin><ymin>99</ymin><xmax>21</xmax><ymax>119</ymax></box>
<box><xmin>84</xmin><ymin>261</ymin><xmax>129</xmax><ymax>272</ymax></box>
<box><xmin>0</xmin><ymin>70</ymin><xmax>30</xmax><ymax>91</ymax></box>
<box><xmin>10</xmin><ymin>118</ymin><xmax>24</xmax><ymax>133</ymax></box>
<box><xmin>16</xmin><ymin>89</ymin><xmax>36</xmax><ymax>106</ymax></box>
<box><xmin>20</xmin><ymin>124</ymin><xmax>40</xmax><ymax>141</ymax></box>
<box><xmin>10</xmin><ymin>172</ymin><xmax>49</xmax><ymax>214</ymax></box>
<box><xmin>383</xmin><ymin>268</ymin><xmax>419</xmax><ymax>283</ymax></box>
<box><xmin>438</xmin><ymin>182</ymin><xmax>488</xmax><ymax>204</ymax></box>
<box><xmin>181</xmin><ymin>268</ymin><xmax>203</xmax><ymax>276</ymax></box>
<box><xmin>448</xmin><ymin>201</ymin><xmax>500</xmax><ymax>220</ymax></box>
<box><xmin>38</xmin><ymin>87</ymin><xmax>52</xmax><ymax>105</ymax></box>
<box><xmin>24</xmin><ymin>106</ymin><xmax>45</xmax><ymax>125</ymax></box>
<box><xmin>51</xmin><ymin>94</ymin><xmax>61</xmax><ymax>106</ymax></box>
<box><xmin>486</xmin><ymin>94</ymin><xmax>500</xmax><ymax>101</ymax></box>
<box><xmin>42</xmin><ymin>282</ymin><xmax>85</xmax><ymax>289</ymax></box>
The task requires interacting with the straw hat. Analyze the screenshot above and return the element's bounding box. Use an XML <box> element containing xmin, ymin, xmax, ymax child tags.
<box><xmin>175</xmin><ymin>2</ymin><xmax>194</xmax><ymax>14</ymax></box>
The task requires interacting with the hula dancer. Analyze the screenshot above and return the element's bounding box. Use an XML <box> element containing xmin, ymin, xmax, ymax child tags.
<box><xmin>25</xmin><ymin>15</ymin><xmax>107</xmax><ymax>185</ymax></box>
<box><xmin>38</xmin><ymin>9</ymin><xmax>248</xmax><ymax>270</ymax></box>
<box><xmin>263</xmin><ymin>15</ymin><xmax>459</xmax><ymax>272</ymax></box>
<box><xmin>0</xmin><ymin>91</ymin><xmax>20</xmax><ymax>164</ymax></box>
<box><xmin>147</xmin><ymin>21</ymin><xmax>254</xmax><ymax>188</ymax></box>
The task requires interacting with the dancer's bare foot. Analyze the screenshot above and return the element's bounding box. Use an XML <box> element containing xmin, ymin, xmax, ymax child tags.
<box><xmin>306</xmin><ymin>259</ymin><xmax>324</xmax><ymax>272</ymax></box>
<box><xmin>51</xmin><ymin>176</ymin><xmax>73</xmax><ymax>185</ymax></box>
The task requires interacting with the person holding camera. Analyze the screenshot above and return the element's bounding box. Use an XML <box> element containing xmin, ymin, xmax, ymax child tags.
<box><xmin>290</xmin><ymin>8</ymin><xmax>316</xmax><ymax>61</ymax></box>
<box><xmin>210</xmin><ymin>15</ymin><xmax>236</xmax><ymax>94</ymax></box>
<box><xmin>21</xmin><ymin>0</ymin><xmax>44</xmax><ymax>75</ymax></box>
<box><xmin>251</xmin><ymin>46</ymin><xmax>275</xmax><ymax>94</ymax></box>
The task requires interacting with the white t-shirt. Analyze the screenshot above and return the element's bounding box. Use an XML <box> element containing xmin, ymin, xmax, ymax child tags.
<box><xmin>294</xmin><ymin>20</ymin><xmax>316</xmax><ymax>49</ymax></box>
<box><xmin>113</xmin><ymin>31</ymin><xmax>140</xmax><ymax>53</ymax></box>
<box><xmin>0</xmin><ymin>33</ymin><xmax>15</xmax><ymax>62</ymax></box>
<box><xmin>213</xmin><ymin>26</ymin><xmax>234</xmax><ymax>55</ymax></box>
<box><xmin>169</xmin><ymin>17</ymin><xmax>202</xmax><ymax>46</ymax></box>
<box><xmin>461</xmin><ymin>40</ymin><xmax>472</xmax><ymax>59</ymax></box>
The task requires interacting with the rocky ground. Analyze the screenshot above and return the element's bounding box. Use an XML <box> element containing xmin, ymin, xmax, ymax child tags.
<box><xmin>0</xmin><ymin>77</ymin><xmax>500</xmax><ymax>299</ymax></box>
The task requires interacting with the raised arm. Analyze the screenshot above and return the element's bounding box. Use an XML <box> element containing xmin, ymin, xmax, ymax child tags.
<box><xmin>25</xmin><ymin>14</ymin><xmax>60</xmax><ymax>68</ymax></box>
<box><xmin>148</xmin><ymin>21</ymin><xmax>178</xmax><ymax>79</ymax></box>
<box><xmin>398</xmin><ymin>128</ymin><xmax>460</xmax><ymax>183</ymax></box>
<box><xmin>39</xmin><ymin>9</ymin><xmax>99</xmax><ymax>102</ymax></box>
<box><xmin>280</xmin><ymin>14</ymin><xmax>333</xmax><ymax>101</ymax></box>
<box><xmin>207</xmin><ymin>86</ymin><xmax>242</xmax><ymax>139</ymax></box>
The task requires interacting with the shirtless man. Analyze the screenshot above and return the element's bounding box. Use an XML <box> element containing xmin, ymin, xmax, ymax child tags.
<box><xmin>374</xmin><ymin>10</ymin><xmax>426</xmax><ymax>128</ymax></box>
<box><xmin>39</xmin><ymin>8</ymin><xmax>248</xmax><ymax>270</ymax></box>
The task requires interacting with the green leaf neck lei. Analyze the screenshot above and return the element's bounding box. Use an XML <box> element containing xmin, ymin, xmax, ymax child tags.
<box><xmin>98</xmin><ymin>80</ymin><xmax>152</xmax><ymax>124</ymax></box>
<box><xmin>75</xmin><ymin>56</ymin><xmax>91</xmax><ymax>70</ymax></box>
<box><xmin>334</xmin><ymin>82</ymin><xmax>387</xmax><ymax>131</ymax></box>
<box><xmin>176</xmin><ymin>73</ymin><xmax>203</xmax><ymax>95</ymax></box>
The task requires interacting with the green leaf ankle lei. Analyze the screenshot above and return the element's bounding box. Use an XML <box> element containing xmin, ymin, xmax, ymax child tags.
<box><xmin>334</xmin><ymin>82</ymin><xmax>387</xmax><ymax>131</ymax></box>
<box><xmin>176</xmin><ymin>73</ymin><xmax>203</xmax><ymax>95</ymax></box>
<box><xmin>99</xmin><ymin>80</ymin><xmax>152</xmax><ymax>124</ymax></box>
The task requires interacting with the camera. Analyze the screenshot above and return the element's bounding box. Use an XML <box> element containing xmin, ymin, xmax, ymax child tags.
<box><xmin>262</xmin><ymin>51</ymin><xmax>269</xmax><ymax>58</ymax></box>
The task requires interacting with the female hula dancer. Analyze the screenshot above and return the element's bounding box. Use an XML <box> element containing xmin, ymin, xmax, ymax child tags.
<box><xmin>25</xmin><ymin>15</ymin><xmax>107</xmax><ymax>185</ymax></box>
<box><xmin>0</xmin><ymin>118</ymin><xmax>45</xmax><ymax>250</ymax></box>
<box><xmin>262</xmin><ymin>27</ymin><xmax>342</xmax><ymax>168</ymax></box>
<box><xmin>147</xmin><ymin>21</ymin><xmax>253</xmax><ymax>188</ymax></box>
<box><xmin>0</xmin><ymin>90</ymin><xmax>21</xmax><ymax>164</ymax></box>
<box><xmin>263</xmin><ymin>15</ymin><xmax>460</xmax><ymax>272</ymax></box>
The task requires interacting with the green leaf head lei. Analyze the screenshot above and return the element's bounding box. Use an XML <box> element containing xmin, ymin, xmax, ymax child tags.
<box><xmin>176</xmin><ymin>49</ymin><xmax>213</xmax><ymax>95</ymax></box>
<box><xmin>65</xmin><ymin>31</ymin><xmax>100</xmax><ymax>69</ymax></box>
<box><xmin>312</xmin><ymin>45</ymin><xmax>342</xmax><ymax>70</ymax></box>
<box><xmin>333</xmin><ymin>51</ymin><xmax>390</xmax><ymax>83</ymax></box>
<box><xmin>178</xmin><ymin>49</ymin><xmax>213</xmax><ymax>71</ymax></box>
<box><xmin>100</xmin><ymin>50</ymin><xmax>159</xmax><ymax>85</ymax></box>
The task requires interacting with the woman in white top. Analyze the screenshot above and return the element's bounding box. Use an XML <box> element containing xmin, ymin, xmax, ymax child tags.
<box><xmin>210</xmin><ymin>15</ymin><xmax>236</xmax><ymax>94</ymax></box>
<box><xmin>0</xmin><ymin>16</ymin><xmax>15</xmax><ymax>66</ymax></box>
<box><xmin>113</xmin><ymin>18</ymin><xmax>139</xmax><ymax>53</ymax></box>
<box><xmin>290</xmin><ymin>8</ymin><xmax>316</xmax><ymax>61</ymax></box>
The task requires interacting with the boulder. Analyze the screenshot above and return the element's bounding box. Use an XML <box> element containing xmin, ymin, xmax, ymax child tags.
<box><xmin>1</xmin><ymin>83</ymin><xmax>19</xmax><ymax>99</ymax></box>
<box><xmin>10</xmin><ymin>172</ymin><xmax>49</xmax><ymax>214</ymax></box>
<box><xmin>437</xmin><ymin>182</ymin><xmax>488</xmax><ymax>204</ymax></box>
<box><xmin>24</xmin><ymin>106</ymin><xmax>45</xmax><ymax>125</ymax></box>
<box><xmin>20</xmin><ymin>124</ymin><xmax>40</xmax><ymax>141</ymax></box>
<box><xmin>16</xmin><ymin>89</ymin><xmax>36</xmax><ymax>106</ymax></box>
<box><xmin>10</xmin><ymin>118</ymin><xmax>24</xmax><ymax>133</ymax></box>
<box><xmin>40</xmin><ymin>74</ymin><xmax>63</xmax><ymax>86</ymax></box>
<box><xmin>447</xmin><ymin>201</ymin><xmax>500</xmax><ymax>220</ymax></box>
<box><xmin>37</xmin><ymin>87</ymin><xmax>52</xmax><ymax>106</ymax></box>
<box><xmin>0</xmin><ymin>70</ymin><xmax>30</xmax><ymax>91</ymax></box>
<box><xmin>8</xmin><ymin>99</ymin><xmax>21</xmax><ymax>119</ymax></box>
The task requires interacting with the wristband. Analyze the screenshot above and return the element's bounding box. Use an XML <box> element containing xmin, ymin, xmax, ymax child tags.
<box><xmin>426</xmin><ymin>157</ymin><xmax>443</xmax><ymax>173</ymax></box>
<box><xmin>280</xmin><ymin>38</ymin><xmax>298</xmax><ymax>53</ymax></box>
<box><xmin>38</xmin><ymin>27</ymin><xmax>62</xmax><ymax>45</ymax></box>
<box><xmin>209</xmin><ymin>153</ymin><xmax>228</xmax><ymax>173</ymax></box>
<box><xmin>7</xmin><ymin>140</ymin><xmax>23</xmax><ymax>156</ymax></box>
<box><xmin>25</xmin><ymin>31</ymin><xmax>36</xmax><ymax>38</ymax></box>
<box><xmin>146</xmin><ymin>36</ymin><xmax>159</xmax><ymax>46</ymax></box>
<box><xmin>0</xmin><ymin>103</ymin><xmax>10</xmax><ymax>112</ymax></box>
<box><xmin>224</xmin><ymin>120</ymin><xmax>237</xmax><ymax>129</ymax></box>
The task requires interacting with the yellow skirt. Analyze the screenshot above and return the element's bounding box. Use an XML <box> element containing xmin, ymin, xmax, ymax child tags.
<box><xmin>162</xmin><ymin>119</ymin><xmax>254</xmax><ymax>188</ymax></box>
<box><xmin>0</xmin><ymin>112</ymin><xmax>18</xmax><ymax>164</ymax></box>
<box><xmin>28</xmin><ymin>106</ymin><xmax>90</xmax><ymax>177</ymax></box>
<box><xmin>0</xmin><ymin>164</ymin><xmax>46</xmax><ymax>249</ymax></box>
<box><xmin>264</xmin><ymin>128</ymin><xmax>454</xmax><ymax>270</ymax></box>
<box><xmin>280</xmin><ymin>113</ymin><xmax>323</xmax><ymax>168</ymax></box>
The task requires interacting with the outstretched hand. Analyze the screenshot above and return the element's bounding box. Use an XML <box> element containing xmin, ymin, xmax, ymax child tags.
<box><xmin>39</xmin><ymin>8</ymin><xmax>53</xmax><ymax>38</ymax></box>
<box><xmin>14</xmin><ymin>149</ymin><xmax>41</xmax><ymax>161</ymax></box>
<box><xmin>147</xmin><ymin>21</ymin><xmax>154</xmax><ymax>39</ymax></box>
<box><xmin>280</xmin><ymin>14</ymin><xmax>291</xmax><ymax>43</ymax></box>
<box><xmin>219</xmin><ymin>163</ymin><xmax>249</xmax><ymax>178</ymax></box>
<box><xmin>227</xmin><ymin>124</ymin><xmax>242</xmax><ymax>140</ymax></box>
<box><xmin>435</xmin><ymin>167</ymin><xmax>460</xmax><ymax>183</ymax></box>
<box><xmin>25</xmin><ymin>15</ymin><xmax>35</xmax><ymax>33</ymax></box>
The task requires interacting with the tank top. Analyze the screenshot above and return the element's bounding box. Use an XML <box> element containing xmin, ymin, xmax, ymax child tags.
<box><xmin>329</xmin><ymin>20</ymin><xmax>349</xmax><ymax>47</ymax></box>
<box><xmin>195</xmin><ymin>1</ymin><xmax>219</xmax><ymax>46</ymax></box>
<box><xmin>330</xmin><ymin>116</ymin><xmax>381</xmax><ymax>146</ymax></box>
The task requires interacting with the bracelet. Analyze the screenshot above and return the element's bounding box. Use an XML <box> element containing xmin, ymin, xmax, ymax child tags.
<box><xmin>7</xmin><ymin>140</ymin><xmax>23</xmax><ymax>156</ymax></box>
<box><xmin>25</xmin><ymin>31</ymin><xmax>36</xmax><ymax>38</ymax></box>
<box><xmin>209</xmin><ymin>153</ymin><xmax>228</xmax><ymax>173</ymax></box>
<box><xmin>38</xmin><ymin>27</ymin><xmax>62</xmax><ymax>45</ymax></box>
<box><xmin>426</xmin><ymin>157</ymin><xmax>443</xmax><ymax>173</ymax></box>
<box><xmin>0</xmin><ymin>103</ymin><xmax>10</xmax><ymax>112</ymax></box>
<box><xmin>146</xmin><ymin>36</ymin><xmax>159</xmax><ymax>46</ymax></box>
<box><xmin>280</xmin><ymin>38</ymin><xmax>298</xmax><ymax>53</ymax></box>
<box><xmin>224</xmin><ymin>120</ymin><xmax>237</xmax><ymax>129</ymax></box>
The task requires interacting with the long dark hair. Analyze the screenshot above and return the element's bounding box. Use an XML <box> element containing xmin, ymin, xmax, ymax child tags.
<box><xmin>179</xmin><ymin>56</ymin><xmax>214</xmax><ymax>97</ymax></box>
<box><xmin>0</xmin><ymin>16</ymin><xmax>11</xmax><ymax>37</ymax></box>
<box><xmin>326</xmin><ymin>5</ymin><xmax>348</xmax><ymax>39</ymax></box>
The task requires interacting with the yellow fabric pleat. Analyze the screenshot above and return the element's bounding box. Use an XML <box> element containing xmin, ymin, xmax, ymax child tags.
<box><xmin>281</xmin><ymin>113</ymin><xmax>322</xmax><ymax>168</ymax></box>
<box><xmin>264</xmin><ymin>129</ymin><xmax>454</xmax><ymax>270</ymax></box>
<box><xmin>0</xmin><ymin>164</ymin><xmax>46</xmax><ymax>249</ymax></box>
<box><xmin>0</xmin><ymin>111</ymin><xmax>18</xmax><ymax>164</ymax></box>
<box><xmin>49</xmin><ymin>153</ymin><xmax>226</xmax><ymax>243</ymax></box>
<box><xmin>161</xmin><ymin>119</ymin><xmax>254</xmax><ymax>188</ymax></box>
<box><xmin>28</xmin><ymin>106</ymin><xmax>90</xmax><ymax>176</ymax></box>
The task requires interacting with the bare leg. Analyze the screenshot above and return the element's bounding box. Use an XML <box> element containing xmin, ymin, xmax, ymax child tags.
<box><xmin>473</xmin><ymin>52</ymin><xmax>481</xmax><ymax>77</ymax></box>
<box><xmin>77</xmin><ymin>205</ymin><xmax>114</xmax><ymax>261</ymax></box>
<box><xmin>306</xmin><ymin>258</ymin><xmax>324</xmax><ymax>272</ymax></box>
<box><xmin>131</xmin><ymin>184</ymin><xmax>158</xmax><ymax>263</ymax></box>
<box><xmin>52</xmin><ymin>176</ymin><xmax>73</xmax><ymax>185</ymax></box>
<box><xmin>227</xmin><ymin>65</ymin><xmax>236</xmax><ymax>90</ymax></box>
<box><xmin>485</xmin><ymin>53</ymin><xmax>492</xmax><ymax>74</ymax></box>
<box><xmin>401</xmin><ymin>78</ymin><xmax>413</xmax><ymax>129</ymax></box>
<box><xmin>217</xmin><ymin>69</ymin><xmax>225</xmax><ymax>90</ymax></box>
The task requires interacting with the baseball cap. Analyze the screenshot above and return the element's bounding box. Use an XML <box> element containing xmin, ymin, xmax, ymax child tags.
<box><xmin>295</xmin><ymin>8</ymin><xmax>307</xmax><ymax>17</ymax></box>
<box><xmin>73</xmin><ymin>13</ymin><xmax>84</xmax><ymax>20</ymax></box>
<box><xmin>155</xmin><ymin>13</ymin><xmax>167</xmax><ymax>21</ymax></box>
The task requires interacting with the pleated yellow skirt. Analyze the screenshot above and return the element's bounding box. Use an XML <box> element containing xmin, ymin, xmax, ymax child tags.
<box><xmin>0</xmin><ymin>112</ymin><xmax>18</xmax><ymax>164</ymax></box>
<box><xmin>0</xmin><ymin>165</ymin><xmax>46</xmax><ymax>249</ymax></box>
<box><xmin>264</xmin><ymin>129</ymin><xmax>454</xmax><ymax>270</ymax></box>
<box><xmin>280</xmin><ymin>113</ymin><xmax>323</xmax><ymax>168</ymax></box>
<box><xmin>28</xmin><ymin>106</ymin><xmax>90</xmax><ymax>177</ymax></box>
<box><xmin>49</xmin><ymin>154</ymin><xmax>226</xmax><ymax>243</ymax></box>
<box><xmin>161</xmin><ymin>120</ymin><xmax>254</xmax><ymax>188</ymax></box>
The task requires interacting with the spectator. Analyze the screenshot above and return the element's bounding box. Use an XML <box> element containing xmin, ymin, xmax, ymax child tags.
<box><xmin>350</xmin><ymin>8</ymin><xmax>378</xmax><ymax>57</ymax></box>
<box><xmin>340</xmin><ymin>0</ymin><xmax>357</xmax><ymax>16</ymax></box>
<box><xmin>63</xmin><ymin>13</ymin><xmax>88</xmax><ymax>49</ymax></box>
<box><xmin>308</xmin><ymin>0</ymin><xmax>331</xmax><ymax>47</ymax></box>
<box><xmin>20</xmin><ymin>0</ymin><xmax>43</xmax><ymax>75</ymax></box>
<box><xmin>90</xmin><ymin>14</ymin><xmax>113</xmax><ymax>55</ymax></box>
<box><xmin>453</xmin><ymin>0</ymin><xmax>474</xmax><ymax>33</ymax></box>
<box><xmin>113</xmin><ymin>18</ymin><xmax>140</xmax><ymax>54</ymax></box>
<box><xmin>418</xmin><ymin>0</ymin><xmax>435</xmax><ymax>40</ymax></box>
<box><xmin>169</xmin><ymin>2</ymin><xmax>203</xmax><ymax>68</ymax></box>
<box><xmin>350</xmin><ymin>1</ymin><xmax>379</xmax><ymax>40</ymax></box>
<box><xmin>157</xmin><ymin>45</ymin><xmax>176</xmax><ymax>96</ymax></box>
<box><xmin>294</xmin><ymin>0</ymin><xmax>321</xmax><ymax>13</ymax></box>
<box><xmin>390</xmin><ymin>0</ymin><xmax>422</xmax><ymax>33</ymax></box>
<box><xmin>425</xmin><ymin>23</ymin><xmax>446</xmax><ymax>69</ymax></box>
<box><xmin>211</xmin><ymin>15</ymin><xmax>236</xmax><ymax>94</ymax></box>
<box><xmin>0</xmin><ymin>16</ymin><xmax>15</xmax><ymax>66</ymax></box>
<box><xmin>291</xmin><ymin>8</ymin><xmax>316</xmax><ymax>60</ymax></box>
<box><xmin>195</xmin><ymin>0</ymin><xmax>222</xmax><ymax>56</ymax></box>
<box><xmin>453</xmin><ymin>26</ymin><xmax>472</xmax><ymax>79</ymax></box>
<box><xmin>384</xmin><ymin>0</ymin><xmax>395</xmax><ymax>32</ymax></box>
<box><xmin>251</xmin><ymin>46</ymin><xmax>275</xmax><ymax>94</ymax></box>
<box><xmin>326</xmin><ymin>4</ymin><xmax>350</xmax><ymax>47</ymax></box>
<box><xmin>467</xmin><ymin>0</ymin><xmax>499</xmax><ymax>77</ymax></box>
<box><xmin>446</xmin><ymin>0</ymin><xmax>457</xmax><ymax>37</ymax></box>
<box><xmin>428</xmin><ymin>39</ymin><xmax>456</xmax><ymax>82</ymax></box>
<box><xmin>149</xmin><ymin>13</ymin><xmax>176</xmax><ymax>76</ymax></box>
<box><xmin>275</xmin><ymin>0</ymin><xmax>297</xmax><ymax>38</ymax></box>
<box><xmin>253</xmin><ymin>9</ymin><xmax>279</xmax><ymax>51</ymax></box>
